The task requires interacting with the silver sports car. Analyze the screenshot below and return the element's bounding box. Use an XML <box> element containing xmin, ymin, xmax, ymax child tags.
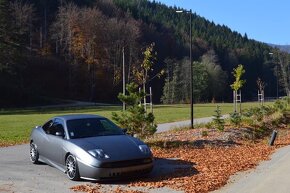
<box><xmin>29</xmin><ymin>114</ymin><xmax>153</xmax><ymax>181</ymax></box>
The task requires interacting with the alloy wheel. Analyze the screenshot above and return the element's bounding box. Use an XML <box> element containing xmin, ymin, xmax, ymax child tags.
<box><xmin>66</xmin><ymin>155</ymin><xmax>79</xmax><ymax>180</ymax></box>
<box><xmin>30</xmin><ymin>143</ymin><xmax>39</xmax><ymax>164</ymax></box>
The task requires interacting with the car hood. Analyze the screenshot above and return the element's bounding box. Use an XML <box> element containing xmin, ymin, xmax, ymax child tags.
<box><xmin>69</xmin><ymin>135</ymin><xmax>147</xmax><ymax>161</ymax></box>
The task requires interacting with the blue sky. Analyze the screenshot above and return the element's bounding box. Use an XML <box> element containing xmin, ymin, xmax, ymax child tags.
<box><xmin>156</xmin><ymin>0</ymin><xmax>290</xmax><ymax>45</ymax></box>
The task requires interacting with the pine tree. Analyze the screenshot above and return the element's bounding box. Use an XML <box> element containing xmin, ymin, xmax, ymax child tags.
<box><xmin>213</xmin><ymin>105</ymin><xmax>225</xmax><ymax>131</ymax></box>
<box><xmin>112</xmin><ymin>83</ymin><xmax>157</xmax><ymax>138</ymax></box>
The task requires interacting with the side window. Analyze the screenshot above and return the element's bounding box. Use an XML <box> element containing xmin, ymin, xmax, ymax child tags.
<box><xmin>42</xmin><ymin>120</ymin><xmax>53</xmax><ymax>134</ymax></box>
<box><xmin>50</xmin><ymin>118</ymin><xmax>65</xmax><ymax>136</ymax></box>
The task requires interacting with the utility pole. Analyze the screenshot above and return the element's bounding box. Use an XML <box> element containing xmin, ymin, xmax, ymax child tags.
<box><xmin>176</xmin><ymin>9</ymin><xmax>194</xmax><ymax>129</ymax></box>
<box><xmin>189</xmin><ymin>9</ymin><xmax>193</xmax><ymax>129</ymax></box>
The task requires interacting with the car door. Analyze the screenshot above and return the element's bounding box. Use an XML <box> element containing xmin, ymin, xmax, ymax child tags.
<box><xmin>36</xmin><ymin>120</ymin><xmax>53</xmax><ymax>159</ymax></box>
<box><xmin>45</xmin><ymin>118</ymin><xmax>67</xmax><ymax>168</ymax></box>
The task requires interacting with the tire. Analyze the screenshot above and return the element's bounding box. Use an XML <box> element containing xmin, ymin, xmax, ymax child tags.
<box><xmin>30</xmin><ymin>142</ymin><xmax>39</xmax><ymax>164</ymax></box>
<box><xmin>66</xmin><ymin>154</ymin><xmax>80</xmax><ymax>181</ymax></box>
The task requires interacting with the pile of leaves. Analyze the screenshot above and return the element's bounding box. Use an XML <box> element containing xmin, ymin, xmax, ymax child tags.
<box><xmin>0</xmin><ymin>140</ymin><xmax>27</xmax><ymax>147</ymax></box>
<box><xmin>71</xmin><ymin>184</ymin><xmax>145</xmax><ymax>193</ymax></box>
<box><xmin>71</xmin><ymin>127</ymin><xmax>290</xmax><ymax>193</ymax></box>
<box><xmin>132</xmin><ymin>143</ymin><xmax>274</xmax><ymax>193</ymax></box>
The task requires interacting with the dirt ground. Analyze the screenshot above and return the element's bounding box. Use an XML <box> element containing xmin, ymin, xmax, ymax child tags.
<box><xmin>72</xmin><ymin>126</ymin><xmax>290</xmax><ymax>193</ymax></box>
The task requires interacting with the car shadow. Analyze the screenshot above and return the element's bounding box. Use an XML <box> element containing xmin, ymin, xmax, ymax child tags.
<box><xmin>96</xmin><ymin>157</ymin><xmax>198</xmax><ymax>185</ymax></box>
<box><xmin>33</xmin><ymin>161</ymin><xmax>47</xmax><ymax>165</ymax></box>
<box><xmin>149</xmin><ymin>157</ymin><xmax>198</xmax><ymax>179</ymax></box>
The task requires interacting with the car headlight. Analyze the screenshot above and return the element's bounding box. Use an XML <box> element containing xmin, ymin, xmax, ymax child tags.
<box><xmin>88</xmin><ymin>149</ymin><xmax>110</xmax><ymax>159</ymax></box>
<box><xmin>139</xmin><ymin>145</ymin><xmax>151</xmax><ymax>154</ymax></box>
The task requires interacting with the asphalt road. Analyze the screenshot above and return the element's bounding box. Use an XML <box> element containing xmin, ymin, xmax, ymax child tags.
<box><xmin>0</xmin><ymin>144</ymin><xmax>184</xmax><ymax>193</ymax></box>
<box><xmin>1</xmin><ymin>117</ymin><xmax>220</xmax><ymax>193</ymax></box>
<box><xmin>0</xmin><ymin>144</ymin><xmax>79</xmax><ymax>193</ymax></box>
<box><xmin>156</xmin><ymin>115</ymin><xmax>229</xmax><ymax>133</ymax></box>
<box><xmin>2</xmin><ymin>116</ymin><xmax>288</xmax><ymax>193</ymax></box>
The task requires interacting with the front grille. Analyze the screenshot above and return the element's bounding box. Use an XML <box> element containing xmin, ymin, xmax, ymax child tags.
<box><xmin>100</xmin><ymin>167</ymin><xmax>153</xmax><ymax>180</ymax></box>
<box><xmin>99</xmin><ymin>158</ymin><xmax>153</xmax><ymax>168</ymax></box>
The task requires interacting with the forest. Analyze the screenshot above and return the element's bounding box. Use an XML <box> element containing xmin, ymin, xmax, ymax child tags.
<box><xmin>0</xmin><ymin>0</ymin><xmax>289</xmax><ymax>108</ymax></box>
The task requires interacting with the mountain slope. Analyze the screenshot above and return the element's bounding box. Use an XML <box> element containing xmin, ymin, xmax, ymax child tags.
<box><xmin>0</xmin><ymin>0</ymin><xmax>280</xmax><ymax>107</ymax></box>
<box><xmin>113</xmin><ymin>0</ymin><xmax>276</xmax><ymax>100</ymax></box>
<box><xmin>269</xmin><ymin>44</ymin><xmax>290</xmax><ymax>53</ymax></box>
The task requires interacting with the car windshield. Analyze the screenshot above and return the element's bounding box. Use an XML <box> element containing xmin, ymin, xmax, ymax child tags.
<box><xmin>66</xmin><ymin>118</ymin><xmax>124</xmax><ymax>139</ymax></box>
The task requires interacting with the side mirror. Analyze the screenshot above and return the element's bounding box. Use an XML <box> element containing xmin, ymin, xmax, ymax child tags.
<box><xmin>55</xmin><ymin>132</ymin><xmax>64</xmax><ymax>138</ymax></box>
<box><xmin>122</xmin><ymin>128</ymin><xmax>128</xmax><ymax>134</ymax></box>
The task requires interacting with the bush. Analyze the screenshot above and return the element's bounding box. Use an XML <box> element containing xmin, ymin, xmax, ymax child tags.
<box><xmin>253</xmin><ymin>123</ymin><xmax>271</xmax><ymax>139</ymax></box>
<box><xmin>273</xmin><ymin>98</ymin><xmax>288</xmax><ymax>112</ymax></box>
<box><xmin>213</xmin><ymin>106</ymin><xmax>225</xmax><ymax>131</ymax></box>
<box><xmin>205</xmin><ymin>121</ymin><xmax>214</xmax><ymax>129</ymax></box>
<box><xmin>241</xmin><ymin>101</ymin><xmax>282</xmax><ymax>140</ymax></box>
<box><xmin>201</xmin><ymin>130</ymin><xmax>208</xmax><ymax>137</ymax></box>
<box><xmin>230</xmin><ymin>112</ymin><xmax>242</xmax><ymax>127</ymax></box>
<box><xmin>243</xmin><ymin>106</ymin><xmax>275</xmax><ymax>122</ymax></box>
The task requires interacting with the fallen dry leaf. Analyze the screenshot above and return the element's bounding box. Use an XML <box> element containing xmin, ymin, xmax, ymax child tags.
<box><xmin>69</xmin><ymin>126</ymin><xmax>290</xmax><ymax>193</ymax></box>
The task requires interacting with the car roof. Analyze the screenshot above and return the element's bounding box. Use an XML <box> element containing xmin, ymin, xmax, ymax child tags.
<box><xmin>54</xmin><ymin>114</ymin><xmax>105</xmax><ymax>121</ymax></box>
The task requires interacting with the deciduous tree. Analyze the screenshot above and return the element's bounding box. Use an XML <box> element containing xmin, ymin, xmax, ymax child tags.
<box><xmin>231</xmin><ymin>64</ymin><xmax>246</xmax><ymax>112</ymax></box>
<box><xmin>201</xmin><ymin>50</ymin><xmax>227</xmax><ymax>102</ymax></box>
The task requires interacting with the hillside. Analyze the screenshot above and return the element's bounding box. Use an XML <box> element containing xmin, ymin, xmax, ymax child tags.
<box><xmin>269</xmin><ymin>44</ymin><xmax>290</xmax><ymax>53</ymax></box>
<box><xmin>0</xmin><ymin>0</ymin><xmax>281</xmax><ymax>107</ymax></box>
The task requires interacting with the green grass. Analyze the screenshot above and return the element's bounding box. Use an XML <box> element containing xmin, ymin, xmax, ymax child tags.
<box><xmin>153</xmin><ymin>102</ymin><xmax>273</xmax><ymax>123</ymax></box>
<box><xmin>0</xmin><ymin>102</ymin><xmax>273</xmax><ymax>145</ymax></box>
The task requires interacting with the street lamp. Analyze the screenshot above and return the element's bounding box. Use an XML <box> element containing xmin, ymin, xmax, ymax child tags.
<box><xmin>176</xmin><ymin>9</ymin><xmax>194</xmax><ymax>129</ymax></box>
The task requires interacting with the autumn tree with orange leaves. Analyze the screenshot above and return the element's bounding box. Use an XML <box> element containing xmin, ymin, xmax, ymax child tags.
<box><xmin>52</xmin><ymin>3</ymin><xmax>141</xmax><ymax>100</ymax></box>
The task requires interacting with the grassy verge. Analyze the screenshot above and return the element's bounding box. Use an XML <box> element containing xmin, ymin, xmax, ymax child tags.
<box><xmin>0</xmin><ymin>102</ymin><xmax>272</xmax><ymax>145</ymax></box>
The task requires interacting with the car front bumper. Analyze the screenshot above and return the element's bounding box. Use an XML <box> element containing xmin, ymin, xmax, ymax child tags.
<box><xmin>77</xmin><ymin>158</ymin><xmax>153</xmax><ymax>180</ymax></box>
